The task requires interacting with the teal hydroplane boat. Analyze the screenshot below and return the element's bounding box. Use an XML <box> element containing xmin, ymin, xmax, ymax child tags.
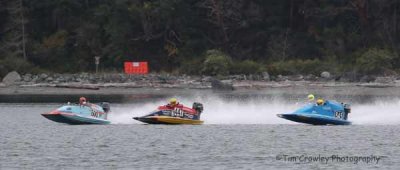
<box><xmin>277</xmin><ymin>99</ymin><xmax>351</xmax><ymax>125</ymax></box>
<box><xmin>42</xmin><ymin>97</ymin><xmax>111</xmax><ymax>125</ymax></box>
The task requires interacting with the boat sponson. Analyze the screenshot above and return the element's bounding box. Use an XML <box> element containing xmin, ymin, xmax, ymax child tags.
<box><xmin>277</xmin><ymin>114</ymin><xmax>351</xmax><ymax>125</ymax></box>
<box><xmin>133</xmin><ymin>116</ymin><xmax>203</xmax><ymax>125</ymax></box>
<box><xmin>42</xmin><ymin>111</ymin><xmax>110</xmax><ymax>125</ymax></box>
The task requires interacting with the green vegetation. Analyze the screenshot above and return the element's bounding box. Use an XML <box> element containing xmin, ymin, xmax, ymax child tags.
<box><xmin>268</xmin><ymin>59</ymin><xmax>326</xmax><ymax>76</ymax></box>
<box><xmin>0</xmin><ymin>56</ymin><xmax>40</xmax><ymax>77</ymax></box>
<box><xmin>1</xmin><ymin>0</ymin><xmax>400</xmax><ymax>78</ymax></box>
<box><xmin>201</xmin><ymin>50</ymin><xmax>232</xmax><ymax>76</ymax></box>
<box><xmin>355</xmin><ymin>48</ymin><xmax>395</xmax><ymax>75</ymax></box>
<box><xmin>230</xmin><ymin>60</ymin><xmax>265</xmax><ymax>75</ymax></box>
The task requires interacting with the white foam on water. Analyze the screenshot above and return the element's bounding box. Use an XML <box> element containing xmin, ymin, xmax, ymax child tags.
<box><xmin>350</xmin><ymin>100</ymin><xmax>400</xmax><ymax>125</ymax></box>
<box><xmin>108</xmin><ymin>96</ymin><xmax>400</xmax><ymax>125</ymax></box>
<box><xmin>108</xmin><ymin>100</ymin><xmax>165</xmax><ymax>124</ymax></box>
<box><xmin>108</xmin><ymin>96</ymin><xmax>300</xmax><ymax>124</ymax></box>
<box><xmin>200</xmin><ymin>99</ymin><xmax>298</xmax><ymax>124</ymax></box>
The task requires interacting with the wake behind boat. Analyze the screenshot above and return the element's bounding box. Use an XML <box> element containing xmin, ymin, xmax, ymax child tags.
<box><xmin>42</xmin><ymin>97</ymin><xmax>111</xmax><ymax>125</ymax></box>
<box><xmin>277</xmin><ymin>95</ymin><xmax>351</xmax><ymax>125</ymax></box>
<box><xmin>133</xmin><ymin>98</ymin><xmax>204</xmax><ymax>125</ymax></box>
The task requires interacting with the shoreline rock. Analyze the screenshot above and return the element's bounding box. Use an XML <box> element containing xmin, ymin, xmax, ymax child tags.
<box><xmin>211</xmin><ymin>78</ymin><xmax>234</xmax><ymax>90</ymax></box>
<box><xmin>2</xmin><ymin>71</ymin><xmax>21</xmax><ymax>86</ymax></box>
<box><xmin>2</xmin><ymin>71</ymin><xmax>400</xmax><ymax>90</ymax></box>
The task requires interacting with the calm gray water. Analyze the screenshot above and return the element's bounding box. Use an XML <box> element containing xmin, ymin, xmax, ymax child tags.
<box><xmin>1</xmin><ymin>91</ymin><xmax>400</xmax><ymax>169</ymax></box>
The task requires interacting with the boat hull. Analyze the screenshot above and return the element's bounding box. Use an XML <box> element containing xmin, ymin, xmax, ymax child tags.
<box><xmin>133</xmin><ymin>116</ymin><xmax>204</xmax><ymax>125</ymax></box>
<box><xmin>277</xmin><ymin>113</ymin><xmax>351</xmax><ymax>125</ymax></box>
<box><xmin>42</xmin><ymin>111</ymin><xmax>110</xmax><ymax>125</ymax></box>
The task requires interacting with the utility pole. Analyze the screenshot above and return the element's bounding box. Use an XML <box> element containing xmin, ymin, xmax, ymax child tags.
<box><xmin>3</xmin><ymin>0</ymin><xmax>27</xmax><ymax>60</ymax></box>
<box><xmin>20</xmin><ymin>0</ymin><xmax>27</xmax><ymax>60</ymax></box>
<box><xmin>95</xmin><ymin>56</ymin><xmax>101</xmax><ymax>74</ymax></box>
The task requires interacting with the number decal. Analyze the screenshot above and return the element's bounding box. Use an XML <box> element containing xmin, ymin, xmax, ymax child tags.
<box><xmin>172</xmin><ymin>108</ymin><xmax>184</xmax><ymax>117</ymax></box>
<box><xmin>171</xmin><ymin>108</ymin><xmax>195</xmax><ymax>119</ymax></box>
<box><xmin>334</xmin><ymin>111</ymin><xmax>343</xmax><ymax>119</ymax></box>
<box><xmin>186</xmin><ymin>114</ymin><xmax>193</xmax><ymax>119</ymax></box>
<box><xmin>91</xmin><ymin>109</ymin><xmax>102</xmax><ymax>118</ymax></box>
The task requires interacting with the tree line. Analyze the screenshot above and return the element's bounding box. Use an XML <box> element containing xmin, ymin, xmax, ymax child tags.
<box><xmin>1</xmin><ymin>0</ymin><xmax>400</xmax><ymax>77</ymax></box>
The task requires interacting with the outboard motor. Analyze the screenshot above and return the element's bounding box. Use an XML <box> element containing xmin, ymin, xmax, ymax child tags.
<box><xmin>343</xmin><ymin>103</ymin><xmax>351</xmax><ymax>120</ymax></box>
<box><xmin>100</xmin><ymin>102</ymin><xmax>111</xmax><ymax>113</ymax></box>
<box><xmin>192</xmin><ymin>102</ymin><xmax>203</xmax><ymax>114</ymax></box>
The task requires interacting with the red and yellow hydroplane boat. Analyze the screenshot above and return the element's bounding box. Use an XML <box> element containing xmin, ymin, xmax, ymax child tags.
<box><xmin>133</xmin><ymin>99</ymin><xmax>204</xmax><ymax>125</ymax></box>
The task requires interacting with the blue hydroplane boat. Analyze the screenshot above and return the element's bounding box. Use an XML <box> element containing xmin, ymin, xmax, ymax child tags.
<box><xmin>42</xmin><ymin>97</ymin><xmax>111</xmax><ymax>125</ymax></box>
<box><xmin>277</xmin><ymin>100</ymin><xmax>351</xmax><ymax>125</ymax></box>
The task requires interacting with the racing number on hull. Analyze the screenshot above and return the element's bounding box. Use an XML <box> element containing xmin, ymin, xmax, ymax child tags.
<box><xmin>172</xmin><ymin>108</ymin><xmax>184</xmax><ymax>117</ymax></box>
<box><xmin>91</xmin><ymin>109</ymin><xmax>102</xmax><ymax>118</ymax></box>
<box><xmin>334</xmin><ymin>111</ymin><xmax>344</xmax><ymax>119</ymax></box>
<box><xmin>171</xmin><ymin>108</ymin><xmax>194</xmax><ymax>119</ymax></box>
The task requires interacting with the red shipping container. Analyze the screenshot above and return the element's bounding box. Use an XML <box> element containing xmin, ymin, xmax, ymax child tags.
<box><xmin>124</xmin><ymin>61</ymin><xmax>149</xmax><ymax>74</ymax></box>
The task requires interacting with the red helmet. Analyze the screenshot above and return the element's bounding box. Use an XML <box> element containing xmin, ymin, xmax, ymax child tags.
<box><xmin>79</xmin><ymin>97</ymin><xmax>87</xmax><ymax>103</ymax></box>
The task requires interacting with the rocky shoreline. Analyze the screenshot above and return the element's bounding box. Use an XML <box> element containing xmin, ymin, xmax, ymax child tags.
<box><xmin>2</xmin><ymin>71</ymin><xmax>400</xmax><ymax>91</ymax></box>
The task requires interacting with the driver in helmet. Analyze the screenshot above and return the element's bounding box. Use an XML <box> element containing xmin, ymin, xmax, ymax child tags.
<box><xmin>308</xmin><ymin>94</ymin><xmax>325</xmax><ymax>105</ymax></box>
<box><xmin>167</xmin><ymin>98</ymin><xmax>179</xmax><ymax>108</ymax></box>
<box><xmin>79</xmin><ymin>97</ymin><xmax>92</xmax><ymax>107</ymax></box>
<box><xmin>307</xmin><ymin>94</ymin><xmax>315</xmax><ymax>102</ymax></box>
<box><xmin>79</xmin><ymin>97</ymin><xmax>87</xmax><ymax>105</ymax></box>
<box><xmin>316</xmin><ymin>98</ymin><xmax>325</xmax><ymax>105</ymax></box>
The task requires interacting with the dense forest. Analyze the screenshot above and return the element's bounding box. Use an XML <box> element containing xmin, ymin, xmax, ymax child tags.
<box><xmin>1</xmin><ymin>0</ymin><xmax>400</xmax><ymax>77</ymax></box>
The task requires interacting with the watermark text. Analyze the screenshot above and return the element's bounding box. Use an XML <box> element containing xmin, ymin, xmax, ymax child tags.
<box><xmin>276</xmin><ymin>154</ymin><xmax>385</xmax><ymax>164</ymax></box>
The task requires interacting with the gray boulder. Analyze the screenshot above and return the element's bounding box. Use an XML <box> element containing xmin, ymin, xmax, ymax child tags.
<box><xmin>75</xmin><ymin>78</ymin><xmax>82</xmax><ymax>82</ymax></box>
<box><xmin>360</xmin><ymin>75</ymin><xmax>376</xmax><ymax>83</ymax></box>
<box><xmin>39</xmin><ymin>73</ymin><xmax>48</xmax><ymax>80</ymax></box>
<box><xmin>229</xmin><ymin>75</ymin><xmax>243</xmax><ymax>81</ymax></box>
<box><xmin>2</xmin><ymin>71</ymin><xmax>21</xmax><ymax>85</ymax></box>
<box><xmin>320</xmin><ymin>71</ymin><xmax>331</xmax><ymax>79</ymax></box>
<box><xmin>22</xmin><ymin>74</ymin><xmax>32</xmax><ymax>82</ymax></box>
<box><xmin>31</xmin><ymin>75</ymin><xmax>39</xmax><ymax>83</ymax></box>
<box><xmin>52</xmin><ymin>74</ymin><xmax>61</xmax><ymax>81</ymax></box>
<box><xmin>211</xmin><ymin>78</ymin><xmax>234</xmax><ymax>90</ymax></box>
<box><xmin>276</xmin><ymin>75</ymin><xmax>288</xmax><ymax>82</ymax></box>
<box><xmin>247</xmin><ymin>74</ymin><xmax>254</xmax><ymax>80</ymax></box>
<box><xmin>375</xmin><ymin>77</ymin><xmax>395</xmax><ymax>84</ymax></box>
<box><xmin>46</xmin><ymin>76</ymin><xmax>54</xmax><ymax>82</ymax></box>
<box><xmin>288</xmin><ymin>75</ymin><xmax>304</xmax><ymax>81</ymax></box>
<box><xmin>262</xmin><ymin>72</ymin><xmax>270</xmax><ymax>81</ymax></box>
<box><xmin>56</xmin><ymin>77</ymin><xmax>66</xmax><ymax>83</ymax></box>
<box><xmin>63</xmin><ymin>74</ymin><xmax>73</xmax><ymax>82</ymax></box>
<box><xmin>248</xmin><ymin>74</ymin><xmax>262</xmax><ymax>81</ymax></box>
<box><xmin>338</xmin><ymin>72</ymin><xmax>360</xmax><ymax>82</ymax></box>
<box><xmin>202</xmin><ymin>76</ymin><xmax>213</xmax><ymax>82</ymax></box>
<box><xmin>304</xmin><ymin>74</ymin><xmax>317</xmax><ymax>81</ymax></box>
<box><xmin>119</xmin><ymin>74</ymin><xmax>127</xmax><ymax>82</ymax></box>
